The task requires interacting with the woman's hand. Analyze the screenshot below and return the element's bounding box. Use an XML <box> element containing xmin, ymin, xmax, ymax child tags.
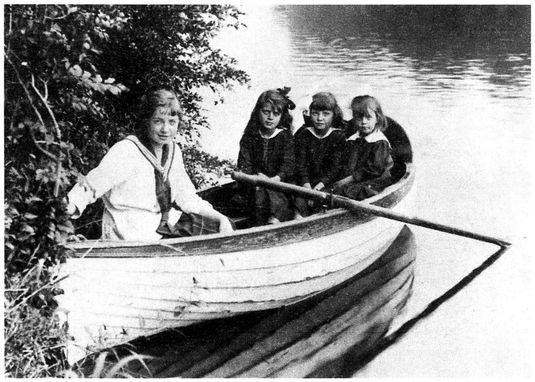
<box><xmin>333</xmin><ymin>176</ymin><xmax>352</xmax><ymax>192</ymax></box>
<box><xmin>77</xmin><ymin>174</ymin><xmax>96</xmax><ymax>197</ymax></box>
<box><xmin>313</xmin><ymin>182</ymin><xmax>325</xmax><ymax>191</ymax></box>
<box><xmin>218</xmin><ymin>216</ymin><xmax>234</xmax><ymax>233</ymax></box>
<box><xmin>64</xmin><ymin>174</ymin><xmax>93</xmax><ymax>216</ymax></box>
<box><xmin>301</xmin><ymin>183</ymin><xmax>314</xmax><ymax>207</ymax></box>
<box><xmin>255</xmin><ymin>173</ymin><xmax>268</xmax><ymax>190</ymax></box>
<box><xmin>64</xmin><ymin>197</ymin><xmax>77</xmax><ymax>216</ymax></box>
<box><xmin>198</xmin><ymin>206</ymin><xmax>235</xmax><ymax>234</ymax></box>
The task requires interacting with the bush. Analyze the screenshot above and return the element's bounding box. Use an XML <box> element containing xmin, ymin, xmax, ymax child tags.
<box><xmin>4</xmin><ymin>4</ymin><xmax>248</xmax><ymax>377</ymax></box>
<box><xmin>4</xmin><ymin>263</ymin><xmax>69</xmax><ymax>377</ymax></box>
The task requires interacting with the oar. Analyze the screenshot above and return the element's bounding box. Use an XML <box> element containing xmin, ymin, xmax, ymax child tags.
<box><xmin>231</xmin><ymin>172</ymin><xmax>511</xmax><ymax>248</ymax></box>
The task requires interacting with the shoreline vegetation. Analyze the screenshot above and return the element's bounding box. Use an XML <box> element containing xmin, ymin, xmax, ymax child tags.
<box><xmin>4</xmin><ymin>5</ymin><xmax>248</xmax><ymax>377</ymax></box>
<box><xmin>4</xmin><ymin>4</ymin><xmax>528</xmax><ymax>377</ymax></box>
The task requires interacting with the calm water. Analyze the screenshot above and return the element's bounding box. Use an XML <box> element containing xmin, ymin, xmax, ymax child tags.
<box><xmin>199</xmin><ymin>5</ymin><xmax>532</xmax><ymax>377</ymax></box>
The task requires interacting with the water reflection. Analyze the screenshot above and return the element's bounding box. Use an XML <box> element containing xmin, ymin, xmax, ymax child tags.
<box><xmin>202</xmin><ymin>4</ymin><xmax>531</xmax><ymax>213</ymax></box>
<box><xmin>195</xmin><ymin>5</ymin><xmax>532</xmax><ymax>376</ymax></box>
<box><xmin>80</xmin><ymin>227</ymin><xmax>417</xmax><ymax>378</ymax></box>
<box><xmin>278</xmin><ymin>5</ymin><xmax>530</xmax><ymax>96</ymax></box>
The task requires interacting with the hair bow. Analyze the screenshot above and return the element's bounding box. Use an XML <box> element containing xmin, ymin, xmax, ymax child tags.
<box><xmin>277</xmin><ymin>86</ymin><xmax>296</xmax><ymax>110</ymax></box>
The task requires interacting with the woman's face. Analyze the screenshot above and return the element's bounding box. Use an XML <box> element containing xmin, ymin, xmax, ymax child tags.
<box><xmin>353</xmin><ymin>107</ymin><xmax>378</xmax><ymax>136</ymax></box>
<box><xmin>258</xmin><ymin>103</ymin><xmax>282</xmax><ymax>131</ymax></box>
<box><xmin>147</xmin><ymin>109</ymin><xmax>179</xmax><ymax>147</ymax></box>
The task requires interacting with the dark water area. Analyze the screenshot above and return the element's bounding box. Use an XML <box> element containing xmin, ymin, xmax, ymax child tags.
<box><xmin>285</xmin><ymin>5</ymin><xmax>530</xmax><ymax>51</ymax></box>
<box><xmin>202</xmin><ymin>5</ymin><xmax>531</xmax><ymax>162</ymax></box>
<box><xmin>199</xmin><ymin>4</ymin><xmax>532</xmax><ymax>377</ymax></box>
<box><xmin>281</xmin><ymin>5</ymin><xmax>531</xmax><ymax>95</ymax></box>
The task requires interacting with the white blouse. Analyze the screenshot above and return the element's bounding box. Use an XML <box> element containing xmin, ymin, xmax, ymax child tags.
<box><xmin>67</xmin><ymin>136</ymin><xmax>213</xmax><ymax>241</ymax></box>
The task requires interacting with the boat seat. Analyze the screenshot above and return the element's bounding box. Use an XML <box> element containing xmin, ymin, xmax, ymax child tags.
<box><xmin>229</xmin><ymin>215</ymin><xmax>253</xmax><ymax>230</ymax></box>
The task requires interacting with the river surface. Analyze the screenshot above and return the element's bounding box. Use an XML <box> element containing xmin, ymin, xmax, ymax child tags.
<box><xmin>199</xmin><ymin>5</ymin><xmax>532</xmax><ymax>377</ymax></box>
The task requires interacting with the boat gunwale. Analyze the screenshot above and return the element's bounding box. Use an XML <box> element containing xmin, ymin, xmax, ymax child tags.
<box><xmin>63</xmin><ymin>222</ymin><xmax>394</xmax><ymax>275</ymax></box>
<box><xmin>59</xmin><ymin>231</ymin><xmax>397</xmax><ymax>300</ymax></box>
<box><xmin>65</xmin><ymin>162</ymin><xmax>415</xmax><ymax>253</ymax></box>
<box><xmin>60</xmin><ymin>237</ymin><xmax>416</xmax><ymax>327</ymax></box>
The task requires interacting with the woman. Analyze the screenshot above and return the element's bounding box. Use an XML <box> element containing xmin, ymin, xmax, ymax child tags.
<box><xmin>67</xmin><ymin>87</ymin><xmax>233</xmax><ymax>240</ymax></box>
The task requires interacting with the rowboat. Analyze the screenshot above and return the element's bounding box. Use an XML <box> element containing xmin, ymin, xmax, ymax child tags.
<box><xmin>80</xmin><ymin>225</ymin><xmax>416</xmax><ymax>377</ymax></box>
<box><xmin>56</xmin><ymin>117</ymin><xmax>415</xmax><ymax>365</ymax></box>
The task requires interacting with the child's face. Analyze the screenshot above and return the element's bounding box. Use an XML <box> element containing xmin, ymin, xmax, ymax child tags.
<box><xmin>147</xmin><ymin>109</ymin><xmax>179</xmax><ymax>147</ymax></box>
<box><xmin>310</xmin><ymin>109</ymin><xmax>334</xmax><ymax>132</ymax></box>
<box><xmin>259</xmin><ymin>103</ymin><xmax>282</xmax><ymax>131</ymax></box>
<box><xmin>353</xmin><ymin>107</ymin><xmax>377</xmax><ymax>136</ymax></box>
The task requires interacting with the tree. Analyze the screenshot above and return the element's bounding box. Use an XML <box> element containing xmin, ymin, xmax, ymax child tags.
<box><xmin>4</xmin><ymin>4</ymin><xmax>248</xmax><ymax>376</ymax></box>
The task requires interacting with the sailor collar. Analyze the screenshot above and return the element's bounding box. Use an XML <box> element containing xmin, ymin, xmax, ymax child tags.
<box><xmin>305</xmin><ymin>127</ymin><xmax>340</xmax><ymax>139</ymax></box>
<box><xmin>259</xmin><ymin>128</ymin><xmax>284</xmax><ymax>139</ymax></box>
<box><xmin>125</xmin><ymin>135</ymin><xmax>175</xmax><ymax>181</ymax></box>
<box><xmin>347</xmin><ymin>130</ymin><xmax>390</xmax><ymax>145</ymax></box>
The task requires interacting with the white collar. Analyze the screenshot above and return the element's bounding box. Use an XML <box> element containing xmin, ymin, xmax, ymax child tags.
<box><xmin>306</xmin><ymin>126</ymin><xmax>340</xmax><ymax>139</ymax></box>
<box><xmin>125</xmin><ymin>135</ymin><xmax>175</xmax><ymax>180</ymax></box>
<box><xmin>259</xmin><ymin>128</ymin><xmax>284</xmax><ymax>139</ymax></box>
<box><xmin>347</xmin><ymin>130</ymin><xmax>390</xmax><ymax>145</ymax></box>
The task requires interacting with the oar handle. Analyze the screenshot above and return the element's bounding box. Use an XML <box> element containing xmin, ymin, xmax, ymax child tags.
<box><xmin>233</xmin><ymin>171</ymin><xmax>331</xmax><ymax>202</ymax></box>
<box><xmin>231</xmin><ymin>172</ymin><xmax>511</xmax><ymax>248</ymax></box>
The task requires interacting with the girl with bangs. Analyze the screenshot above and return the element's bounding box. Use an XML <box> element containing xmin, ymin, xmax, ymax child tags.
<box><xmin>333</xmin><ymin>95</ymin><xmax>394</xmax><ymax>201</ymax></box>
<box><xmin>294</xmin><ymin>92</ymin><xmax>346</xmax><ymax>217</ymax></box>
<box><xmin>237</xmin><ymin>88</ymin><xmax>296</xmax><ymax>225</ymax></box>
<box><xmin>67</xmin><ymin>86</ymin><xmax>233</xmax><ymax>240</ymax></box>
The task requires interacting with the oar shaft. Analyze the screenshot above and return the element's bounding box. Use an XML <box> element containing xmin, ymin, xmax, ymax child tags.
<box><xmin>332</xmin><ymin>196</ymin><xmax>510</xmax><ymax>247</ymax></box>
<box><xmin>232</xmin><ymin>172</ymin><xmax>511</xmax><ymax>248</ymax></box>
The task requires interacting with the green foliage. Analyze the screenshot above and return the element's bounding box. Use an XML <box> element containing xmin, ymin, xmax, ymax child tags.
<box><xmin>97</xmin><ymin>5</ymin><xmax>249</xmax><ymax>143</ymax></box>
<box><xmin>182</xmin><ymin>145</ymin><xmax>238</xmax><ymax>189</ymax></box>
<box><xmin>75</xmin><ymin>350</ymin><xmax>154</xmax><ymax>378</ymax></box>
<box><xmin>4</xmin><ymin>264</ymin><xmax>69</xmax><ymax>377</ymax></box>
<box><xmin>4</xmin><ymin>4</ymin><xmax>248</xmax><ymax>377</ymax></box>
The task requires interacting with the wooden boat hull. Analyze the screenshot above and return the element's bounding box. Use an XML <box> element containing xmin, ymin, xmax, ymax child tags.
<box><xmin>79</xmin><ymin>225</ymin><xmax>416</xmax><ymax>377</ymax></box>
<box><xmin>56</xmin><ymin>119</ymin><xmax>415</xmax><ymax>363</ymax></box>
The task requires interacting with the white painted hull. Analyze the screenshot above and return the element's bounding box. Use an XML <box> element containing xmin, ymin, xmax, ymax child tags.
<box><xmin>56</xmin><ymin>120</ymin><xmax>415</xmax><ymax>363</ymax></box>
<box><xmin>56</xmin><ymin>187</ymin><xmax>414</xmax><ymax>363</ymax></box>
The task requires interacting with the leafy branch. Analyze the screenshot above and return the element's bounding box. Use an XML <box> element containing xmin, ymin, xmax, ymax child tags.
<box><xmin>4</xmin><ymin>6</ymin><xmax>249</xmax><ymax>376</ymax></box>
<box><xmin>5</xmin><ymin>54</ymin><xmax>63</xmax><ymax>196</ymax></box>
<box><xmin>5</xmin><ymin>55</ymin><xmax>59</xmax><ymax>161</ymax></box>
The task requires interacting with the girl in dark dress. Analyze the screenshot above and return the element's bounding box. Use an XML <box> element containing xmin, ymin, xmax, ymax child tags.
<box><xmin>294</xmin><ymin>92</ymin><xmax>346</xmax><ymax>217</ymax></box>
<box><xmin>333</xmin><ymin>95</ymin><xmax>394</xmax><ymax>201</ymax></box>
<box><xmin>237</xmin><ymin>88</ymin><xmax>296</xmax><ymax>225</ymax></box>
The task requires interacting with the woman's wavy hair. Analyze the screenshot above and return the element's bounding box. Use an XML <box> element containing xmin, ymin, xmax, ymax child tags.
<box><xmin>135</xmin><ymin>86</ymin><xmax>184</xmax><ymax>137</ymax></box>
<box><xmin>243</xmin><ymin>88</ymin><xmax>295</xmax><ymax>136</ymax></box>
<box><xmin>350</xmin><ymin>95</ymin><xmax>388</xmax><ymax>132</ymax></box>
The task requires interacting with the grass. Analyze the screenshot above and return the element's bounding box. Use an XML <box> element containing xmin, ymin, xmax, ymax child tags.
<box><xmin>4</xmin><ymin>262</ymin><xmax>69</xmax><ymax>377</ymax></box>
<box><xmin>4</xmin><ymin>262</ymin><xmax>153</xmax><ymax>378</ymax></box>
<box><xmin>76</xmin><ymin>350</ymin><xmax>155</xmax><ymax>378</ymax></box>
